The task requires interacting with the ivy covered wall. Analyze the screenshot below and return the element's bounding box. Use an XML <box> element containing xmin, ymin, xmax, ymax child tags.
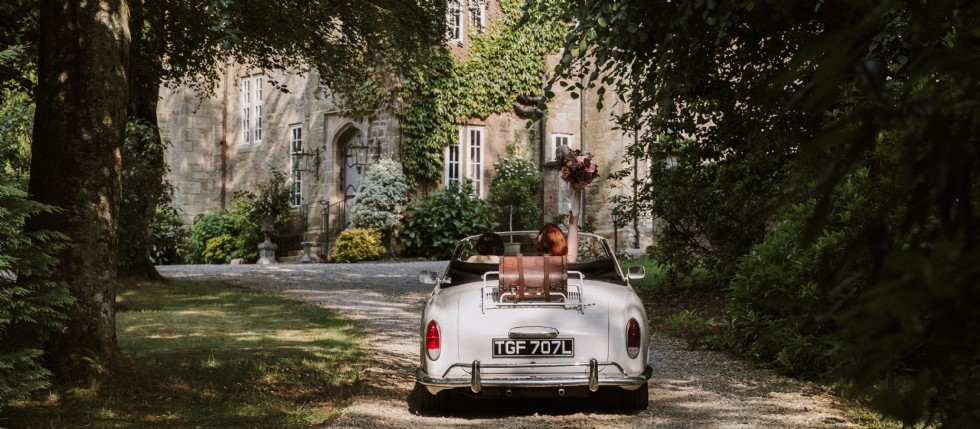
<box><xmin>399</xmin><ymin>0</ymin><xmax>567</xmax><ymax>188</ymax></box>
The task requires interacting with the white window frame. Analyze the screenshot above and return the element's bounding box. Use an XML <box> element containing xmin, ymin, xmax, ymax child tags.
<box><xmin>241</xmin><ymin>79</ymin><xmax>250</xmax><ymax>144</ymax></box>
<box><xmin>551</xmin><ymin>133</ymin><xmax>576</xmax><ymax>162</ymax></box>
<box><xmin>469</xmin><ymin>0</ymin><xmax>486</xmax><ymax>33</ymax></box>
<box><xmin>467</xmin><ymin>126</ymin><xmax>484</xmax><ymax>197</ymax></box>
<box><xmin>444</xmin><ymin>129</ymin><xmax>462</xmax><ymax>186</ymax></box>
<box><xmin>241</xmin><ymin>74</ymin><xmax>264</xmax><ymax>145</ymax></box>
<box><xmin>447</xmin><ymin>0</ymin><xmax>463</xmax><ymax>42</ymax></box>
<box><xmin>444</xmin><ymin>126</ymin><xmax>485</xmax><ymax>197</ymax></box>
<box><xmin>289</xmin><ymin>124</ymin><xmax>303</xmax><ymax>207</ymax></box>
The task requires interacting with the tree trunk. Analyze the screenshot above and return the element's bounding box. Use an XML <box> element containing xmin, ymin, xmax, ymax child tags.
<box><xmin>27</xmin><ymin>0</ymin><xmax>130</xmax><ymax>377</ymax></box>
<box><xmin>117</xmin><ymin>0</ymin><xmax>164</xmax><ymax>280</ymax></box>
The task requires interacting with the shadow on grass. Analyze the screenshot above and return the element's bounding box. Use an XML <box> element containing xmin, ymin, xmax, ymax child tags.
<box><xmin>3</xmin><ymin>280</ymin><xmax>365</xmax><ymax>429</ymax></box>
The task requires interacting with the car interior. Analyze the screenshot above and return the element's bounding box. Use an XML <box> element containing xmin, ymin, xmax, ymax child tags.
<box><xmin>443</xmin><ymin>232</ymin><xmax>626</xmax><ymax>287</ymax></box>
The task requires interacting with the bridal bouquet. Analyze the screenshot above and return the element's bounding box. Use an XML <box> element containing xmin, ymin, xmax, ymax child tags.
<box><xmin>560</xmin><ymin>150</ymin><xmax>599</xmax><ymax>190</ymax></box>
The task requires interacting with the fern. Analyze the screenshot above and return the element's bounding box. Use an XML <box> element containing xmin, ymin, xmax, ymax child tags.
<box><xmin>0</xmin><ymin>178</ymin><xmax>72</xmax><ymax>409</ymax></box>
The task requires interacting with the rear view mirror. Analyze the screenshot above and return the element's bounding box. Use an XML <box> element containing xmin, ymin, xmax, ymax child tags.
<box><xmin>419</xmin><ymin>270</ymin><xmax>439</xmax><ymax>285</ymax></box>
<box><xmin>627</xmin><ymin>265</ymin><xmax>646</xmax><ymax>279</ymax></box>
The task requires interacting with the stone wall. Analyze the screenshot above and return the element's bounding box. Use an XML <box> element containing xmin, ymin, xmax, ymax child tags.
<box><xmin>159</xmin><ymin>49</ymin><xmax>656</xmax><ymax>258</ymax></box>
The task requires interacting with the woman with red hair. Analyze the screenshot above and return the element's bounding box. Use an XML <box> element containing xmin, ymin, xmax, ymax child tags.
<box><xmin>537</xmin><ymin>223</ymin><xmax>568</xmax><ymax>256</ymax></box>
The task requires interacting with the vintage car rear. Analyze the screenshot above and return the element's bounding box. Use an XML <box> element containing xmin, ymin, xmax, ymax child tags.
<box><xmin>415</xmin><ymin>231</ymin><xmax>651</xmax><ymax>411</ymax></box>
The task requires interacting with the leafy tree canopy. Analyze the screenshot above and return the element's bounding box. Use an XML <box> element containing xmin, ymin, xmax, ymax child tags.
<box><xmin>0</xmin><ymin>0</ymin><xmax>36</xmax><ymax>97</ymax></box>
<box><xmin>540</xmin><ymin>0</ymin><xmax>979</xmax><ymax>426</ymax></box>
<box><xmin>141</xmin><ymin>0</ymin><xmax>446</xmax><ymax>112</ymax></box>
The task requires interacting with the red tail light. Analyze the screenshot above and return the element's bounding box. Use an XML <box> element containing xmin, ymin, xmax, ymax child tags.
<box><xmin>626</xmin><ymin>318</ymin><xmax>641</xmax><ymax>359</ymax></box>
<box><xmin>425</xmin><ymin>320</ymin><xmax>441</xmax><ymax>360</ymax></box>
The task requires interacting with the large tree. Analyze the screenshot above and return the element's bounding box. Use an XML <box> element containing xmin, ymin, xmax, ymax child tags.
<box><xmin>26</xmin><ymin>0</ymin><xmax>130</xmax><ymax>375</ymax></box>
<box><xmin>11</xmin><ymin>0</ymin><xmax>445</xmax><ymax>378</ymax></box>
<box><xmin>543</xmin><ymin>0</ymin><xmax>979</xmax><ymax>425</ymax></box>
<box><xmin>535</xmin><ymin>0</ymin><xmax>839</xmax><ymax>285</ymax></box>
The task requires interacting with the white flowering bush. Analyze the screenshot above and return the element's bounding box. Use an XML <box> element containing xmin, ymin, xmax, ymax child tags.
<box><xmin>350</xmin><ymin>157</ymin><xmax>409</xmax><ymax>233</ymax></box>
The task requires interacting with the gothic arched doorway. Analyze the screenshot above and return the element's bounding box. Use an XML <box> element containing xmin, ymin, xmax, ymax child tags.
<box><xmin>337</xmin><ymin>126</ymin><xmax>366</xmax><ymax>228</ymax></box>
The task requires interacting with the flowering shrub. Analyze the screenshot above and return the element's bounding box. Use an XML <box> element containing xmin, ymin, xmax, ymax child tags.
<box><xmin>252</xmin><ymin>169</ymin><xmax>292</xmax><ymax>219</ymax></box>
<box><xmin>559</xmin><ymin>149</ymin><xmax>599</xmax><ymax>190</ymax></box>
<box><xmin>350</xmin><ymin>158</ymin><xmax>409</xmax><ymax>233</ymax></box>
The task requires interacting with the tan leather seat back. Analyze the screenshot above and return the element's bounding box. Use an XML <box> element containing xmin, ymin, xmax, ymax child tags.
<box><xmin>498</xmin><ymin>255</ymin><xmax>568</xmax><ymax>302</ymax></box>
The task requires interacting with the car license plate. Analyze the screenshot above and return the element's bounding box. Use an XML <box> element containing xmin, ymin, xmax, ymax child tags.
<box><xmin>492</xmin><ymin>338</ymin><xmax>574</xmax><ymax>357</ymax></box>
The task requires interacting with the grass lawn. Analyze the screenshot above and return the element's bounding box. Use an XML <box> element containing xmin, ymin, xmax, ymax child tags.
<box><xmin>3</xmin><ymin>280</ymin><xmax>364</xmax><ymax>428</ymax></box>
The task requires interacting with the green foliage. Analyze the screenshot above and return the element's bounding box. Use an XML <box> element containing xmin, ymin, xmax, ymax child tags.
<box><xmin>400</xmin><ymin>0</ymin><xmax>567</xmax><ymax>187</ymax></box>
<box><xmin>664</xmin><ymin>310</ymin><xmax>717</xmax><ymax>348</ymax></box>
<box><xmin>0</xmin><ymin>85</ymin><xmax>32</xmax><ymax>180</ymax></box>
<box><xmin>127</xmin><ymin>0</ymin><xmax>444</xmax><ymax>113</ymax></box>
<box><xmin>0</xmin><ymin>3</ymin><xmax>36</xmax><ymax>96</ymax></box>
<box><xmin>330</xmin><ymin>228</ymin><xmax>386</xmax><ymax>263</ymax></box>
<box><xmin>540</xmin><ymin>0</ymin><xmax>820</xmax><ymax>288</ymax></box>
<box><xmin>725</xmin><ymin>183</ymin><xmax>864</xmax><ymax>378</ymax></box>
<box><xmin>548</xmin><ymin>1</ymin><xmax>980</xmax><ymax>425</ymax></box>
<box><xmin>202</xmin><ymin>234</ymin><xmax>236</xmax><ymax>265</ymax></box>
<box><xmin>777</xmin><ymin>4</ymin><xmax>980</xmax><ymax>427</ymax></box>
<box><xmin>0</xmin><ymin>177</ymin><xmax>71</xmax><ymax>409</ymax></box>
<box><xmin>488</xmin><ymin>143</ymin><xmax>542</xmax><ymax>231</ymax></box>
<box><xmin>185</xmin><ymin>193</ymin><xmax>262</xmax><ymax>264</ymax></box>
<box><xmin>350</xmin><ymin>158</ymin><xmax>409</xmax><ymax>233</ymax></box>
<box><xmin>186</xmin><ymin>210</ymin><xmax>234</xmax><ymax>265</ymax></box>
<box><xmin>227</xmin><ymin>192</ymin><xmax>261</xmax><ymax>262</ymax></box>
<box><xmin>251</xmin><ymin>169</ymin><xmax>292</xmax><ymax>221</ymax></box>
<box><xmin>401</xmin><ymin>181</ymin><xmax>497</xmax><ymax>259</ymax></box>
<box><xmin>149</xmin><ymin>203</ymin><xmax>185</xmax><ymax>265</ymax></box>
<box><xmin>119</xmin><ymin>118</ymin><xmax>174</xmax><ymax>274</ymax></box>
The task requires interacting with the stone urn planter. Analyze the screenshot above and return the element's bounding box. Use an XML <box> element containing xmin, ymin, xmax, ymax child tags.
<box><xmin>257</xmin><ymin>215</ymin><xmax>278</xmax><ymax>264</ymax></box>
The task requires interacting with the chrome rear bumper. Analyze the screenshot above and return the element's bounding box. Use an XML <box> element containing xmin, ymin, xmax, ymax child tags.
<box><xmin>416</xmin><ymin>358</ymin><xmax>653</xmax><ymax>394</ymax></box>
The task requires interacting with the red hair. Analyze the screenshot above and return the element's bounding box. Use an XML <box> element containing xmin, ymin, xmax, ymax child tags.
<box><xmin>538</xmin><ymin>223</ymin><xmax>568</xmax><ymax>256</ymax></box>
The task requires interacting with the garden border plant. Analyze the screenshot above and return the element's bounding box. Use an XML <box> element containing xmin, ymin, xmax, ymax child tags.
<box><xmin>185</xmin><ymin>170</ymin><xmax>293</xmax><ymax>264</ymax></box>
<box><xmin>401</xmin><ymin>181</ymin><xmax>496</xmax><ymax>260</ymax></box>
<box><xmin>349</xmin><ymin>157</ymin><xmax>409</xmax><ymax>254</ymax></box>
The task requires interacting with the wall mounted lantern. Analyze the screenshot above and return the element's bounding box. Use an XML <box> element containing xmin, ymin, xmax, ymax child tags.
<box><xmin>296</xmin><ymin>147</ymin><xmax>322</xmax><ymax>180</ymax></box>
<box><xmin>349</xmin><ymin>141</ymin><xmax>369</xmax><ymax>174</ymax></box>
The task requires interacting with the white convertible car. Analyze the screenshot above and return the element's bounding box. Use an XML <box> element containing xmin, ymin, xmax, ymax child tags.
<box><xmin>416</xmin><ymin>231</ymin><xmax>651</xmax><ymax>411</ymax></box>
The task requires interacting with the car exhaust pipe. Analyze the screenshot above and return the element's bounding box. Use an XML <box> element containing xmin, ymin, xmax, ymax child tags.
<box><xmin>505</xmin><ymin>389</ymin><xmax>513</xmax><ymax>397</ymax></box>
<box><xmin>558</xmin><ymin>388</ymin><xmax>565</xmax><ymax>396</ymax></box>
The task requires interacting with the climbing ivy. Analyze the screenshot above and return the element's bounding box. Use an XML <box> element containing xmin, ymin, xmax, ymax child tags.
<box><xmin>400</xmin><ymin>0</ymin><xmax>567</xmax><ymax>188</ymax></box>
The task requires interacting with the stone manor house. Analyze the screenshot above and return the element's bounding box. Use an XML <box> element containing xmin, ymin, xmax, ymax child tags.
<box><xmin>158</xmin><ymin>0</ymin><xmax>653</xmax><ymax>261</ymax></box>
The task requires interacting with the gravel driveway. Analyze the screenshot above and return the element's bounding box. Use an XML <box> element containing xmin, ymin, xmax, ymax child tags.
<box><xmin>157</xmin><ymin>262</ymin><xmax>859</xmax><ymax>429</ymax></box>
